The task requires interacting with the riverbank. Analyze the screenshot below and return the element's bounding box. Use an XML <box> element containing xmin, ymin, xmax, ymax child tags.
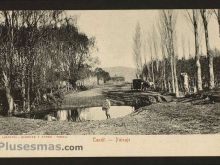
<box><xmin>0</xmin><ymin>83</ymin><xmax>219</xmax><ymax>135</ymax></box>
<box><xmin>0</xmin><ymin>101</ymin><xmax>219</xmax><ymax>135</ymax></box>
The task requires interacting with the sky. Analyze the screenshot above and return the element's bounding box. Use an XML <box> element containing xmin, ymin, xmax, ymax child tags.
<box><xmin>67</xmin><ymin>10</ymin><xmax>220</xmax><ymax>68</ymax></box>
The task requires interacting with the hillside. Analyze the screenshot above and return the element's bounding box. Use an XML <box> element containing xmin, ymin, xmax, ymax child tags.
<box><xmin>103</xmin><ymin>66</ymin><xmax>136</xmax><ymax>82</ymax></box>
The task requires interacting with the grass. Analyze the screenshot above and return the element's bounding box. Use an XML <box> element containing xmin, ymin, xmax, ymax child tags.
<box><xmin>0</xmin><ymin>102</ymin><xmax>219</xmax><ymax>135</ymax></box>
<box><xmin>0</xmin><ymin>116</ymin><xmax>47</xmax><ymax>135</ymax></box>
<box><xmin>0</xmin><ymin>84</ymin><xmax>219</xmax><ymax>135</ymax></box>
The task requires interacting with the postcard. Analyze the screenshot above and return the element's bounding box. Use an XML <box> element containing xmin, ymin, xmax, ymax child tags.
<box><xmin>0</xmin><ymin>9</ymin><xmax>220</xmax><ymax>157</ymax></box>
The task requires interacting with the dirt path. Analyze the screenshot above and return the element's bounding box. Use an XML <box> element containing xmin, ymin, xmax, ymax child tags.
<box><xmin>62</xmin><ymin>84</ymin><xmax>133</xmax><ymax>107</ymax></box>
<box><xmin>1</xmin><ymin>84</ymin><xmax>219</xmax><ymax>135</ymax></box>
<box><xmin>62</xmin><ymin>86</ymin><xmax>107</xmax><ymax>108</ymax></box>
<box><xmin>65</xmin><ymin>87</ymin><xmax>103</xmax><ymax>98</ymax></box>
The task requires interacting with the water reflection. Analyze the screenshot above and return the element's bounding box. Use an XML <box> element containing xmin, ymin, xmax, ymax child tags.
<box><xmin>48</xmin><ymin>106</ymin><xmax>134</xmax><ymax>121</ymax></box>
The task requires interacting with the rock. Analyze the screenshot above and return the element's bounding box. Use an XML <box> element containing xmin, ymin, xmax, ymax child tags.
<box><xmin>44</xmin><ymin>114</ymin><xmax>57</xmax><ymax>121</ymax></box>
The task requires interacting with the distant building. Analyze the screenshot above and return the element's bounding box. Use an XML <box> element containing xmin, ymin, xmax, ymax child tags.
<box><xmin>55</xmin><ymin>80</ymin><xmax>73</xmax><ymax>91</ymax></box>
<box><xmin>76</xmin><ymin>75</ymin><xmax>104</xmax><ymax>87</ymax></box>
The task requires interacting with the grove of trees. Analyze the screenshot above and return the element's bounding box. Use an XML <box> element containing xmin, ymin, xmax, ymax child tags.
<box><xmin>0</xmin><ymin>10</ymin><xmax>97</xmax><ymax>116</ymax></box>
<box><xmin>133</xmin><ymin>9</ymin><xmax>220</xmax><ymax>96</ymax></box>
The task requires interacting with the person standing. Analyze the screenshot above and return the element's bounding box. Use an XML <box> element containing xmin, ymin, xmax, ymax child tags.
<box><xmin>102</xmin><ymin>99</ymin><xmax>111</xmax><ymax>119</ymax></box>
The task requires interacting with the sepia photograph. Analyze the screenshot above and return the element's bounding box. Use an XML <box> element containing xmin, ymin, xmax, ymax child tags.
<box><xmin>0</xmin><ymin>9</ymin><xmax>220</xmax><ymax>136</ymax></box>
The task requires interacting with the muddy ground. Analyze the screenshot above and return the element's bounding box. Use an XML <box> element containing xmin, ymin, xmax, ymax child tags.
<box><xmin>0</xmin><ymin>83</ymin><xmax>220</xmax><ymax>135</ymax></box>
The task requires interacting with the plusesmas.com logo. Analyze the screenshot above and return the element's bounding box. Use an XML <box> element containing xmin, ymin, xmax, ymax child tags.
<box><xmin>0</xmin><ymin>142</ymin><xmax>83</xmax><ymax>151</ymax></box>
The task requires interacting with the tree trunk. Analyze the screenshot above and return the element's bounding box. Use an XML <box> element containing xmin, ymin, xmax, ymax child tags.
<box><xmin>170</xmin><ymin>28</ymin><xmax>179</xmax><ymax>97</ymax></box>
<box><xmin>151</xmin><ymin>61</ymin><xmax>155</xmax><ymax>89</ymax></box>
<box><xmin>21</xmin><ymin>69</ymin><xmax>26</xmax><ymax>111</ymax></box>
<box><xmin>26</xmin><ymin>69</ymin><xmax>31</xmax><ymax>112</ymax></box>
<box><xmin>168</xmin><ymin>81</ymin><xmax>171</xmax><ymax>93</ymax></box>
<box><xmin>173</xmin><ymin>56</ymin><xmax>179</xmax><ymax>97</ymax></box>
<box><xmin>193</xmin><ymin>10</ymin><xmax>203</xmax><ymax>91</ymax></box>
<box><xmin>195</xmin><ymin>56</ymin><xmax>203</xmax><ymax>91</ymax></box>
<box><xmin>163</xmin><ymin>64</ymin><xmax>167</xmax><ymax>91</ymax></box>
<box><xmin>218</xmin><ymin>20</ymin><xmax>220</xmax><ymax>38</ymax></box>
<box><xmin>208</xmin><ymin>53</ymin><xmax>215</xmax><ymax>89</ymax></box>
<box><xmin>218</xmin><ymin>9</ymin><xmax>220</xmax><ymax>38</ymax></box>
<box><xmin>5</xmin><ymin>87</ymin><xmax>14</xmax><ymax>116</ymax></box>
<box><xmin>162</xmin><ymin>47</ymin><xmax>167</xmax><ymax>91</ymax></box>
<box><xmin>2</xmin><ymin>72</ymin><xmax>14</xmax><ymax>116</ymax></box>
<box><xmin>203</xmin><ymin>19</ymin><xmax>215</xmax><ymax>89</ymax></box>
<box><xmin>170</xmin><ymin>56</ymin><xmax>175</xmax><ymax>93</ymax></box>
<box><xmin>30</xmin><ymin>65</ymin><xmax>34</xmax><ymax>106</ymax></box>
<box><xmin>57</xmin><ymin>110</ymin><xmax>68</xmax><ymax>121</ymax></box>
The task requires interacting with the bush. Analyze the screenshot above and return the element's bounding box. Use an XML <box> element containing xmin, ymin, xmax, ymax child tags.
<box><xmin>45</xmin><ymin>89</ymin><xmax>64</xmax><ymax>107</ymax></box>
